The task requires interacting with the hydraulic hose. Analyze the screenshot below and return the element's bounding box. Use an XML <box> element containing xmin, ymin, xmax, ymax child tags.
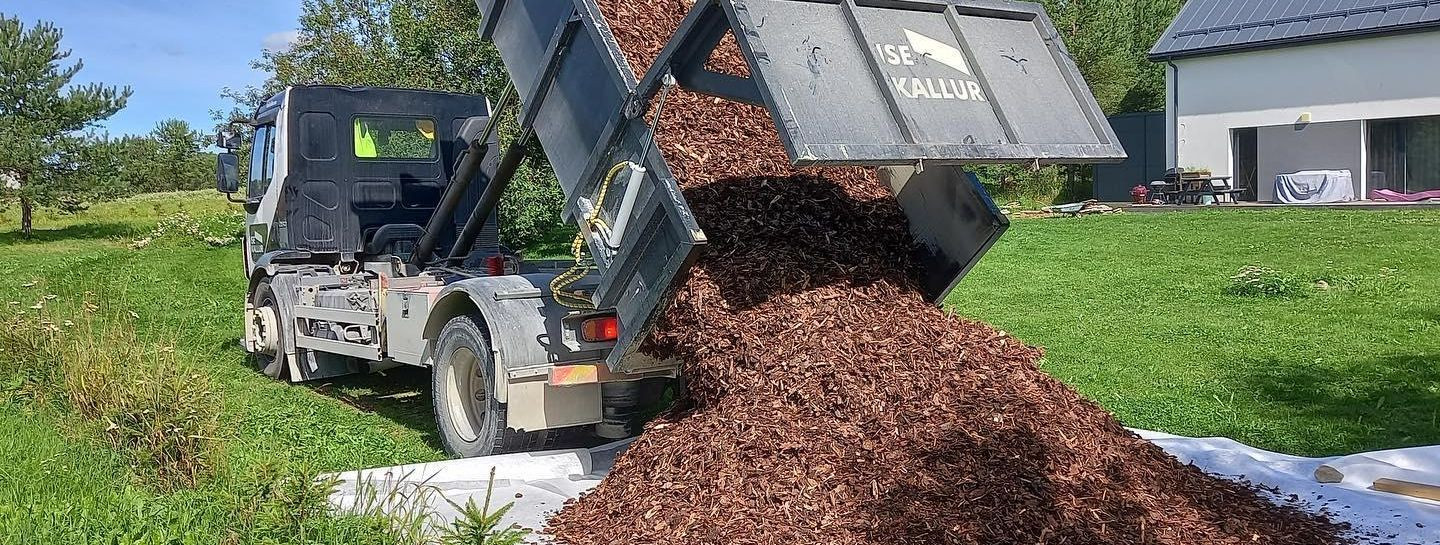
<box><xmin>551</xmin><ymin>161</ymin><xmax>631</xmax><ymax>309</ymax></box>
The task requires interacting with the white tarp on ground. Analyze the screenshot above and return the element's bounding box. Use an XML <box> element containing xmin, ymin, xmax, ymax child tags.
<box><xmin>1138</xmin><ymin>431</ymin><xmax>1440</xmax><ymax>544</ymax></box>
<box><xmin>1275</xmin><ymin>170</ymin><xmax>1356</xmax><ymax>204</ymax></box>
<box><xmin>328</xmin><ymin>439</ymin><xmax>632</xmax><ymax>535</ymax></box>
<box><xmin>330</xmin><ymin>433</ymin><xmax>1440</xmax><ymax>543</ymax></box>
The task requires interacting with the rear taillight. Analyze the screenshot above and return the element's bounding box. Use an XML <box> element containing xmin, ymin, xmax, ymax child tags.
<box><xmin>580</xmin><ymin>315</ymin><xmax>619</xmax><ymax>343</ymax></box>
<box><xmin>485</xmin><ymin>255</ymin><xmax>505</xmax><ymax>276</ymax></box>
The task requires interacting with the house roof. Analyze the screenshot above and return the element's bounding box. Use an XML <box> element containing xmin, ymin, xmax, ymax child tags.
<box><xmin>1149</xmin><ymin>0</ymin><xmax>1440</xmax><ymax>60</ymax></box>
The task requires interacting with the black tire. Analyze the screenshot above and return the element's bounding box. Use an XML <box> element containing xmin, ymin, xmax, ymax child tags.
<box><xmin>432</xmin><ymin>314</ymin><xmax>507</xmax><ymax>457</ymax></box>
<box><xmin>432</xmin><ymin>314</ymin><xmax>562</xmax><ymax>458</ymax></box>
<box><xmin>249</xmin><ymin>281</ymin><xmax>289</xmax><ymax>379</ymax></box>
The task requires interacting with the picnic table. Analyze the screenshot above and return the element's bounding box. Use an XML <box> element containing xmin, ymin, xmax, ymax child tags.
<box><xmin>1150</xmin><ymin>174</ymin><xmax>1244</xmax><ymax>204</ymax></box>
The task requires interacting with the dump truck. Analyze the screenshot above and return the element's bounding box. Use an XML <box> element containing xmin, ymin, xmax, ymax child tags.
<box><xmin>214</xmin><ymin>0</ymin><xmax>1124</xmax><ymax>458</ymax></box>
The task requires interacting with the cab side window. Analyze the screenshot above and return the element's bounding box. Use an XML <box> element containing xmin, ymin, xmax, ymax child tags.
<box><xmin>248</xmin><ymin>125</ymin><xmax>277</xmax><ymax>196</ymax></box>
<box><xmin>353</xmin><ymin>116</ymin><xmax>437</xmax><ymax>160</ymax></box>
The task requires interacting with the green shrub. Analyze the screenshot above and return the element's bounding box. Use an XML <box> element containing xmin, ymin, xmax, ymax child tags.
<box><xmin>1225</xmin><ymin>265</ymin><xmax>1310</xmax><ymax>298</ymax></box>
<box><xmin>972</xmin><ymin>164</ymin><xmax>1093</xmax><ymax>207</ymax></box>
<box><xmin>497</xmin><ymin>155</ymin><xmax>565</xmax><ymax>250</ymax></box>
<box><xmin>439</xmin><ymin>467</ymin><xmax>530</xmax><ymax>545</ymax></box>
<box><xmin>250</xmin><ymin>470</ymin><xmax>349</xmax><ymax>543</ymax></box>
<box><xmin>1227</xmin><ymin>265</ymin><xmax>1407</xmax><ymax>299</ymax></box>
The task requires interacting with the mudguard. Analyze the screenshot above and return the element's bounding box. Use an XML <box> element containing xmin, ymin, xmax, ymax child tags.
<box><xmin>423</xmin><ymin>274</ymin><xmax>612</xmax><ymax>391</ymax></box>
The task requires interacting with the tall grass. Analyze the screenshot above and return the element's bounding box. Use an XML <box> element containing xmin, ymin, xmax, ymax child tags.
<box><xmin>0</xmin><ymin>301</ymin><xmax>530</xmax><ymax>542</ymax></box>
<box><xmin>0</xmin><ymin>305</ymin><xmax>222</xmax><ymax>491</ymax></box>
<box><xmin>1</xmin><ymin>190</ymin><xmax>538</xmax><ymax>541</ymax></box>
<box><xmin>316</xmin><ymin>466</ymin><xmax>532</xmax><ymax>544</ymax></box>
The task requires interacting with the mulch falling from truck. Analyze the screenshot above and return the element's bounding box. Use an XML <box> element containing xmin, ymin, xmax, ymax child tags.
<box><xmin>546</xmin><ymin>2</ymin><xmax>1352</xmax><ymax>544</ymax></box>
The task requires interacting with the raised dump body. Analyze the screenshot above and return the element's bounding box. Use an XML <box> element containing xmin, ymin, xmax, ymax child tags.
<box><xmin>475</xmin><ymin>0</ymin><xmax>1125</xmax><ymax>372</ymax></box>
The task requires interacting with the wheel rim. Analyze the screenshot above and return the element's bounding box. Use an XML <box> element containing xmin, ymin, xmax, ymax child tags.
<box><xmin>250</xmin><ymin>306</ymin><xmax>279</xmax><ymax>355</ymax></box>
<box><xmin>444</xmin><ymin>346</ymin><xmax>488</xmax><ymax>443</ymax></box>
<box><xmin>253</xmin><ymin>292</ymin><xmax>286</xmax><ymax>377</ymax></box>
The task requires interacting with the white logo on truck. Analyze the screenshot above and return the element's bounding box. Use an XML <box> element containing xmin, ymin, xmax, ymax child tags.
<box><xmin>873</xmin><ymin>29</ymin><xmax>987</xmax><ymax>102</ymax></box>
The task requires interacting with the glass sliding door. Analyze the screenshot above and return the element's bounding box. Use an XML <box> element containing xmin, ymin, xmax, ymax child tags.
<box><xmin>1368</xmin><ymin>115</ymin><xmax>1440</xmax><ymax>194</ymax></box>
<box><xmin>1232</xmin><ymin>127</ymin><xmax>1259</xmax><ymax>201</ymax></box>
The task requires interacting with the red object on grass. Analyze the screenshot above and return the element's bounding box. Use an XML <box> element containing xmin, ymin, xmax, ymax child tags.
<box><xmin>1130</xmin><ymin>185</ymin><xmax>1149</xmax><ymax>204</ymax></box>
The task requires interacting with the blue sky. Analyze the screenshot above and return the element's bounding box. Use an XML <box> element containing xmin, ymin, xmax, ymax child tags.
<box><xmin>1</xmin><ymin>0</ymin><xmax>303</xmax><ymax>136</ymax></box>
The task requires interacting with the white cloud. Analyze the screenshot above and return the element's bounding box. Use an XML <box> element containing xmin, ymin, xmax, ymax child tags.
<box><xmin>261</xmin><ymin>30</ymin><xmax>300</xmax><ymax>53</ymax></box>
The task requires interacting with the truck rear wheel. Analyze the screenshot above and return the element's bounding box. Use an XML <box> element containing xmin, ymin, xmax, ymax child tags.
<box><xmin>432</xmin><ymin>314</ymin><xmax>512</xmax><ymax>458</ymax></box>
<box><xmin>433</xmin><ymin>314</ymin><xmax>571</xmax><ymax>458</ymax></box>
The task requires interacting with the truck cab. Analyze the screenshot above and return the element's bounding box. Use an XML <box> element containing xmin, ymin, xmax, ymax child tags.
<box><xmin>233</xmin><ymin>86</ymin><xmax>502</xmax><ymax>272</ymax></box>
<box><xmin>216</xmin><ymin>86</ymin><xmax>677</xmax><ymax>458</ymax></box>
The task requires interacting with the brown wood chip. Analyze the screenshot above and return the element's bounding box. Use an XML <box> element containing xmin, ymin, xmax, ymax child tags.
<box><xmin>546</xmin><ymin>2</ymin><xmax>1354</xmax><ymax>544</ymax></box>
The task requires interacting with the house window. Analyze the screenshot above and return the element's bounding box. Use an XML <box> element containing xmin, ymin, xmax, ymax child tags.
<box><xmin>1368</xmin><ymin>115</ymin><xmax>1440</xmax><ymax>194</ymax></box>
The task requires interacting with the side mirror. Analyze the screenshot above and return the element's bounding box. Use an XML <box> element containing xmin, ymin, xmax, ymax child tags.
<box><xmin>216</xmin><ymin>153</ymin><xmax>240</xmax><ymax>194</ymax></box>
<box><xmin>216</xmin><ymin>130</ymin><xmax>243</xmax><ymax>151</ymax></box>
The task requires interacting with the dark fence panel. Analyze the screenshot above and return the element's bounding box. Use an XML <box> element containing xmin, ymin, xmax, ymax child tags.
<box><xmin>1093</xmin><ymin>112</ymin><xmax>1165</xmax><ymax>201</ymax></box>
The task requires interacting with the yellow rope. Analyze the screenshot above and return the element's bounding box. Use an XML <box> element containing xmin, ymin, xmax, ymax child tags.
<box><xmin>551</xmin><ymin>162</ymin><xmax>631</xmax><ymax>309</ymax></box>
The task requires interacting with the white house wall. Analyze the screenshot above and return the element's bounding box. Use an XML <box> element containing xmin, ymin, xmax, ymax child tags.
<box><xmin>1167</xmin><ymin>30</ymin><xmax>1440</xmax><ymax>198</ymax></box>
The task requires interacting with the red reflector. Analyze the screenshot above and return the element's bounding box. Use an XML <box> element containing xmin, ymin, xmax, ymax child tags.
<box><xmin>485</xmin><ymin>255</ymin><xmax>505</xmax><ymax>276</ymax></box>
<box><xmin>581</xmin><ymin>316</ymin><xmax>619</xmax><ymax>342</ymax></box>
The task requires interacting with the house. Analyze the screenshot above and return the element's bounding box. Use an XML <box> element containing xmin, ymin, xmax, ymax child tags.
<box><xmin>1150</xmin><ymin>0</ymin><xmax>1440</xmax><ymax>203</ymax></box>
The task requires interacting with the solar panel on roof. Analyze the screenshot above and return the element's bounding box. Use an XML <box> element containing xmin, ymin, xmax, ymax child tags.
<box><xmin>1151</xmin><ymin>0</ymin><xmax>1440</xmax><ymax>59</ymax></box>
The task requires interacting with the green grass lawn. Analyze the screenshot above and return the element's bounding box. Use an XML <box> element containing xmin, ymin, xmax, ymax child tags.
<box><xmin>949</xmin><ymin>208</ymin><xmax>1440</xmax><ymax>457</ymax></box>
<box><xmin>2</xmin><ymin>192</ymin><xmax>1437</xmax><ymax>540</ymax></box>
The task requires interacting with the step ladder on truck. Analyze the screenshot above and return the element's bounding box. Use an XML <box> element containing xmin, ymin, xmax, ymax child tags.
<box><xmin>212</xmin><ymin>0</ymin><xmax>1124</xmax><ymax>458</ymax></box>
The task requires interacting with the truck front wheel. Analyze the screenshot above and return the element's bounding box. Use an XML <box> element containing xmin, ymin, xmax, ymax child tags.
<box><xmin>249</xmin><ymin>281</ymin><xmax>289</xmax><ymax>379</ymax></box>
<box><xmin>432</xmin><ymin>314</ymin><xmax>508</xmax><ymax>457</ymax></box>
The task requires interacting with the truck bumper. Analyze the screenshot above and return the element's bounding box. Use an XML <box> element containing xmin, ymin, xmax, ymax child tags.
<box><xmin>502</xmin><ymin>364</ymin><xmax>678</xmax><ymax>433</ymax></box>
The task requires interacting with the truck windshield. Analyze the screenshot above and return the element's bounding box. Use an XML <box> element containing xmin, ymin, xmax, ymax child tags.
<box><xmin>354</xmin><ymin>116</ymin><xmax>437</xmax><ymax>160</ymax></box>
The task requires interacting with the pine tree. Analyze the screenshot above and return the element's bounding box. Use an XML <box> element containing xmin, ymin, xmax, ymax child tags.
<box><xmin>0</xmin><ymin>15</ymin><xmax>130</xmax><ymax>236</ymax></box>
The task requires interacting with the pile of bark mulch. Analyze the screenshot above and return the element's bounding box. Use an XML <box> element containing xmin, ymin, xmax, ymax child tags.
<box><xmin>547</xmin><ymin>2</ymin><xmax>1353</xmax><ymax>544</ymax></box>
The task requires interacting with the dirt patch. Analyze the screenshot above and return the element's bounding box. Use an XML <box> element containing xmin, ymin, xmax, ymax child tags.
<box><xmin>546</xmin><ymin>2</ymin><xmax>1352</xmax><ymax>544</ymax></box>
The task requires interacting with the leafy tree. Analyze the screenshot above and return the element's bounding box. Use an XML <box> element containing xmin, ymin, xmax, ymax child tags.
<box><xmin>140</xmin><ymin>119</ymin><xmax>214</xmax><ymax>193</ymax></box>
<box><xmin>67</xmin><ymin>132</ymin><xmax>130</xmax><ymax>201</ymax></box>
<box><xmin>1042</xmin><ymin>0</ymin><xmax>1184</xmax><ymax>114</ymax></box>
<box><xmin>63</xmin><ymin>121</ymin><xmax>215</xmax><ymax>201</ymax></box>
<box><xmin>229</xmin><ymin>0</ymin><xmax>563</xmax><ymax>248</ymax></box>
<box><xmin>973</xmin><ymin>0</ymin><xmax>1184</xmax><ymax>204</ymax></box>
<box><xmin>0</xmin><ymin>15</ymin><xmax>131</xmax><ymax>236</ymax></box>
<box><xmin>261</xmin><ymin>0</ymin><xmax>506</xmax><ymax>97</ymax></box>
